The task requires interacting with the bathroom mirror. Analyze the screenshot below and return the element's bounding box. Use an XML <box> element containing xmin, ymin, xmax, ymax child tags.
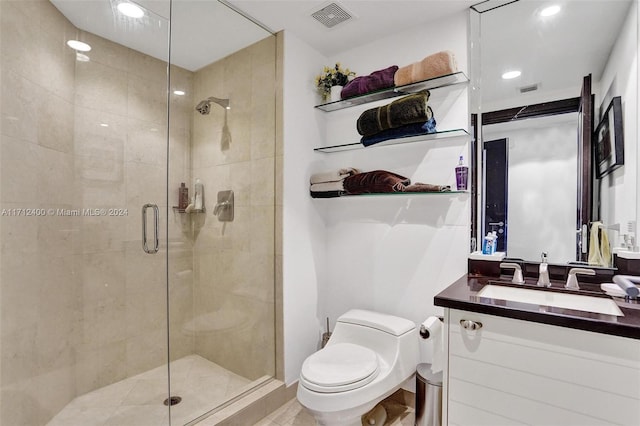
<box><xmin>470</xmin><ymin>0</ymin><xmax>638</xmax><ymax>264</ymax></box>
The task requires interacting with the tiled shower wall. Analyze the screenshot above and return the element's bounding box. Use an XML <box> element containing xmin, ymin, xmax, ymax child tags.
<box><xmin>1</xmin><ymin>2</ymin><xmax>79</xmax><ymax>423</ymax></box>
<box><xmin>190</xmin><ymin>36</ymin><xmax>277</xmax><ymax>381</ymax></box>
<box><xmin>0</xmin><ymin>1</ymin><xmax>193</xmax><ymax>424</ymax></box>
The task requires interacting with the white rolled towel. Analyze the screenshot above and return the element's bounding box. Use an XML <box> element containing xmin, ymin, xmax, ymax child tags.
<box><xmin>310</xmin><ymin>168</ymin><xmax>360</xmax><ymax>184</ymax></box>
<box><xmin>310</xmin><ymin>181</ymin><xmax>344</xmax><ymax>193</ymax></box>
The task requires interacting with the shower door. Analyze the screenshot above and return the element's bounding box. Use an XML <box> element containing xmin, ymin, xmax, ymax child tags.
<box><xmin>0</xmin><ymin>0</ymin><xmax>277</xmax><ymax>423</ymax></box>
<box><xmin>166</xmin><ymin>1</ymin><xmax>278</xmax><ymax>424</ymax></box>
<box><xmin>0</xmin><ymin>0</ymin><xmax>173</xmax><ymax>424</ymax></box>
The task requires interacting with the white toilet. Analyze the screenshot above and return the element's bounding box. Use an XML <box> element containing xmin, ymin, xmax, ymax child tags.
<box><xmin>297</xmin><ymin>309</ymin><xmax>418</xmax><ymax>426</ymax></box>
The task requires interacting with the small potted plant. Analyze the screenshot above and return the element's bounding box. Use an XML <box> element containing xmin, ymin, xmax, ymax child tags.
<box><xmin>315</xmin><ymin>63</ymin><xmax>355</xmax><ymax>102</ymax></box>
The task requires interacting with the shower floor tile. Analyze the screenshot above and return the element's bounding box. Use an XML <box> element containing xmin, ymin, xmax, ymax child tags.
<box><xmin>46</xmin><ymin>354</ymin><xmax>252</xmax><ymax>426</ymax></box>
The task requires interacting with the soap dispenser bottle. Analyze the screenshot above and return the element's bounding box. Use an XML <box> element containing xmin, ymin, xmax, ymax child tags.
<box><xmin>178</xmin><ymin>183</ymin><xmax>188</xmax><ymax>210</ymax></box>
<box><xmin>537</xmin><ymin>252</ymin><xmax>551</xmax><ymax>287</ymax></box>
<box><xmin>194</xmin><ymin>178</ymin><xmax>204</xmax><ymax>211</ymax></box>
<box><xmin>455</xmin><ymin>155</ymin><xmax>468</xmax><ymax>190</ymax></box>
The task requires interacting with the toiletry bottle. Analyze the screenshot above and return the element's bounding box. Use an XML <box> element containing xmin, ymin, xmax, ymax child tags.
<box><xmin>194</xmin><ymin>178</ymin><xmax>204</xmax><ymax>210</ymax></box>
<box><xmin>455</xmin><ymin>155</ymin><xmax>468</xmax><ymax>191</ymax></box>
<box><xmin>491</xmin><ymin>231</ymin><xmax>498</xmax><ymax>254</ymax></box>
<box><xmin>178</xmin><ymin>183</ymin><xmax>188</xmax><ymax>209</ymax></box>
<box><xmin>482</xmin><ymin>233</ymin><xmax>494</xmax><ymax>255</ymax></box>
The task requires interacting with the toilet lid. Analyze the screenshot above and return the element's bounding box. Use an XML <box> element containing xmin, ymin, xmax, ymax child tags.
<box><xmin>300</xmin><ymin>343</ymin><xmax>380</xmax><ymax>393</ymax></box>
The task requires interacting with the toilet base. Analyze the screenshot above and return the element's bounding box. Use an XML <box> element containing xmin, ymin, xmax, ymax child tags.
<box><xmin>301</xmin><ymin>398</ymin><xmax>379</xmax><ymax>426</ymax></box>
<box><xmin>313</xmin><ymin>416</ymin><xmax>362</xmax><ymax>426</ymax></box>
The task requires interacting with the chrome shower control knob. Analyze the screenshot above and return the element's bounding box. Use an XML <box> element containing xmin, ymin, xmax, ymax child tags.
<box><xmin>460</xmin><ymin>319</ymin><xmax>483</xmax><ymax>331</ymax></box>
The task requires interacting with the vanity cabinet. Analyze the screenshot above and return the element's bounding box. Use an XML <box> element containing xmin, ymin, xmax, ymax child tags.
<box><xmin>444</xmin><ymin>309</ymin><xmax>640</xmax><ymax>426</ymax></box>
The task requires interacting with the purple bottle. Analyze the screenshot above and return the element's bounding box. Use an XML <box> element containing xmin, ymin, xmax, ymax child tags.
<box><xmin>455</xmin><ymin>155</ymin><xmax>468</xmax><ymax>191</ymax></box>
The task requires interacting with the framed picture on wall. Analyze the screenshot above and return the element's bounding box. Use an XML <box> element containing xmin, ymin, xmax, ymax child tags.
<box><xmin>594</xmin><ymin>96</ymin><xmax>624</xmax><ymax>178</ymax></box>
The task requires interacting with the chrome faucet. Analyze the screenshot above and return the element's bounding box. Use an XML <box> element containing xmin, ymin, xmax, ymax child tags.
<box><xmin>565</xmin><ymin>267</ymin><xmax>595</xmax><ymax>290</ymax></box>
<box><xmin>500</xmin><ymin>262</ymin><xmax>524</xmax><ymax>284</ymax></box>
<box><xmin>537</xmin><ymin>252</ymin><xmax>551</xmax><ymax>287</ymax></box>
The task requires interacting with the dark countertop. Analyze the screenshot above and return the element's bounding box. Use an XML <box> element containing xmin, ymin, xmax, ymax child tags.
<box><xmin>434</xmin><ymin>274</ymin><xmax>640</xmax><ymax>339</ymax></box>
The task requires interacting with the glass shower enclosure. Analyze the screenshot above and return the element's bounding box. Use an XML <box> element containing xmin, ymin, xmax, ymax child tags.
<box><xmin>0</xmin><ymin>0</ymin><xmax>277</xmax><ymax>424</ymax></box>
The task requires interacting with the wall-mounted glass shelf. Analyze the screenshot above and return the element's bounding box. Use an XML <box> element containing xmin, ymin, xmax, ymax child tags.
<box><xmin>311</xmin><ymin>191</ymin><xmax>468</xmax><ymax>199</ymax></box>
<box><xmin>314</xmin><ymin>128</ymin><xmax>469</xmax><ymax>153</ymax></box>
<box><xmin>172</xmin><ymin>206</ymin><xmax>205</xmax><ymax>213</ymax></box>
<box><xmin>314</xmin><ymin>71</ymin><xmax>469</xmax><ymax>112</ymax></box>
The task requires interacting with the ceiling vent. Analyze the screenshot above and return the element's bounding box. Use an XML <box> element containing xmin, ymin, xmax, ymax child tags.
<box><xmin>519</xmin><ymin>83</ymin><xmax>539</xmax><ymax>93</ymax></box>
<box><xmin>311</xmin><ymin>2</ymin><xmax>353</xmax><ymax>28</ymax></box>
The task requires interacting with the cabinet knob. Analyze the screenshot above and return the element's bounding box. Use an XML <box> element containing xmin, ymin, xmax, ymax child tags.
<box><xmin>460</xmin><ymin>319</ymin><xmax>483</xmax><ymax>330</ymax></box>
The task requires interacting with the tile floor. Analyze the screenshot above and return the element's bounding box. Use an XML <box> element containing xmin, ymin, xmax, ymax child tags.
<box><xmin>255</xmin><ymin>397</ymin><xmax>415</xmax><ymax>426</ymax></box>
<box><xmin>46</xmin><ymin>354</ymin><xmax>255</xmax><ymax>426</ymax></box>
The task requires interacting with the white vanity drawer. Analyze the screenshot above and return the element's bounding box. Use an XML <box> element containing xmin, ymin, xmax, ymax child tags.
<box><xmin>446</xmin><ymin>309</ymin><xmax>640</xmax><ymax>426</ymax></box>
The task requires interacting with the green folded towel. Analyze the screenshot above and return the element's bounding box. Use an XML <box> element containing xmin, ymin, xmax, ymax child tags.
<box><xmin>356</xmin><ymin>90</ymin><xmax>432</xmax><ymax>136</ymax></box>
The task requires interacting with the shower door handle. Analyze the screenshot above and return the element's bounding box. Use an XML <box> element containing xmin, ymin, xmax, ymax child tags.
<box><xmin>142</xmin><ymin>203</ymin><xmax>159</xmax><ymax>254</ymax></box>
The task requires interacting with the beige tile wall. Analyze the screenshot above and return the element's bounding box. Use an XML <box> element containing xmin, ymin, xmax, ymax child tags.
<box><xmin>191</xmin><ymin>36</ymin><xmax>277</xmax><ymax>381</ymax></box>
<box><xmin>0</xmin><ymin>1</ymin><xmax>279</xmax><ymax>424</ymax></box>
<box><xmin>1</xmin><ymin>1</ymin><xmax>80</xmax><ymax>424</ymax></box>
<box><xmin>0</xmin><ymin>1</ymin><xmax>193</xmax><ymax>424</ymax></box>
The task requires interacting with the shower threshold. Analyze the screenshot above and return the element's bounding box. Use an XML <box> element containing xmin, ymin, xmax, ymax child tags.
<box><xmin>46</xmin><ymin>354</ymin><xmax>258</xmax><ymax>426</ymax></box>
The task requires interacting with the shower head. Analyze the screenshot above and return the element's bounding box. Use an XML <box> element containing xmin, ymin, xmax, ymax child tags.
<box><xmin>195</xmin><ymin>96</ymin><xmax>230</xmax><ymax>114</ymax></box>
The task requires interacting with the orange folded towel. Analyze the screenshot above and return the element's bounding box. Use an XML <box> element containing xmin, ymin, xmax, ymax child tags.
<box><xmin>394</xmin><ymin>51</ymin><xmax>458</xmax><ymax>86</ymax></box>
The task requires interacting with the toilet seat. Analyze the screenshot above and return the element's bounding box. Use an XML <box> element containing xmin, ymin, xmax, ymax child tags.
<box><xmin>300</xmin><ymin>343</ymin><xmax>380</xmax><ymax>393</ymax></box>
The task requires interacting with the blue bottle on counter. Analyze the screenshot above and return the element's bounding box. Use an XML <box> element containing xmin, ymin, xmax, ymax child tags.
<box><xmin>482</xmin><ymin>233</ymin><xmax>495</xmax><ymax>255</ymax></box>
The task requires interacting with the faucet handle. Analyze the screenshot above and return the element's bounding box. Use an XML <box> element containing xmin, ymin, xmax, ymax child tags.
<box><xmin>565</xmin><ymin>267</ymin><xmax>595</xmax><ymax>290</ymax></box>
<box><xmin>500</xmin><ymin>262</ymin><xmax>524</xmax><ymax>285</ymax></box>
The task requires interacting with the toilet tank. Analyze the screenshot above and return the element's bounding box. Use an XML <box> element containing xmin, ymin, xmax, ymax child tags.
<box><xmin>329</xmin><ymin>309</ymin><xmax>418</xmax><ymax>371</ymax></box>
<box><xmin>337</xmin><ymin>309</ymin><xmax>415</xmax><ymax>336</ymax></box>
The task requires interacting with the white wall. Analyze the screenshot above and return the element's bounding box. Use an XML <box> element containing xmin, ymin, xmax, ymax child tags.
<box><xmin>598</xmin><ymin>0</ymin><xmax>638</xmax><ymax>247</ymax></box>
<box><xmin>322</xmin><ymin>11</ymin><xmax>469</xmax><ymax>362</ymax></box>
<box><xmin>281</xmin><ymin>32</ymin><xmax>329</xmax><ymax>384</ymax></box>
<box><xmin>282</xmin><ymin>11</ymin><xmax>470</xmax><ymax>385</ymax></box>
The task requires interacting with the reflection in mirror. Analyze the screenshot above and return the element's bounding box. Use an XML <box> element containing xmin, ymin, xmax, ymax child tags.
<box><xmin>470</xmin><ymin>0</ymin><xmax>638</xmax><ymax>265</ymax></box>
<box><xmin>483</xmin><ymin>113</ymin><xmax>578</xmax><ymax>262</ymax></box>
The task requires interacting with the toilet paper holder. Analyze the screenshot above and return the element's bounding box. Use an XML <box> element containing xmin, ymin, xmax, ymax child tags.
<box><xmin>419</xmin><ymin>316</ymin><xmax>443</xmax><ymax>339</ymax></box>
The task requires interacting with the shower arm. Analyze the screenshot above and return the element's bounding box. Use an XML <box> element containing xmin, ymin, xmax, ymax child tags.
<box><xmin>206</xmin><ymin>96</ymin><xmax>230</xmax><ymax>110</ymax></box>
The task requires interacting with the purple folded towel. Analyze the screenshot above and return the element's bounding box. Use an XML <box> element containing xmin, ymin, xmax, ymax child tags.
<box><xmin>340</xmin><ymin>65</ymin><xmax>399</xmax><ymax>99</ymax></box>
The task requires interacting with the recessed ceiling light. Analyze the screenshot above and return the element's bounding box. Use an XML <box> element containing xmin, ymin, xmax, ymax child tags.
<box><xmin>100</xmin><ymin>123</ymin><xmax>109</xmax><ymax>127</ymax></box>
<box><xmin>117</xmin><ymin>2</ymin><xmax>145</xmax><ymax>18</ymax></box>
<box><xmin>502</xmin><ymin>70</ymin><xmax>522</xmax><ymax>80</ymax></box>
<box><xmin>173</xmin><ymin>90</ymin><xmax>185</xmax><ymax>96</ymax></box>
<box><xmin>540</xmin><ymin>5</ymin><xmax>561</xmax><ymax>17</ymax></box>
<box><xmin>67</xmin><ymin>40</ymin><xmax>91</xmax><ymax>52</ymax></box>
<box><xmin>76</xmin><ymin>53</ymin><xmax>90</xmax><ymax>62</ymax></box>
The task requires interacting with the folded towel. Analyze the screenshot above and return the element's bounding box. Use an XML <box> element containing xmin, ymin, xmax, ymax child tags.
<box><xmin>394</xmin><ymin>51</ymin><xmax>458</xmax><ymax>87</ymax></box>
<box><xmin>404</xmin><ymin>183</ymin><xmax>451</xmax><ymax>192</ymax></box>
<box><xmin>310</xmin><ymin>181</ymin><xmax>345</xmax><ymax>193</ymax></box>
<box><xmin>310</xmin><ymin>190</ymin><xmax>345</xmax><ymax>198</ymax></box>
<box><xmin>344</xmin><ymin>170</ymin><xmax>409</xmax><ymax>194</ymax></box>
<box><xmin>588</xmin><ymin>222</ymin><xmax>612</xmax><ymax>267</ymax></box>
<box><xmin>361</xmin><ymin>117</ymin><xmax>437</xmax><ymax>147</ymax></box>
<box><xmin>340</xmin><ymin>65</ymin><xmax>399</xmax><ymax>99</ymax></box>
<box><xmin>310</xmin><ymin>168</ymin><xmax>360</xmax><ymax>184</ymax></box>
<box><xmin>343</xmin><ymin>170</ymin><xmax>449</xmax><ymax>194</ymax></box>
<box><xmin>356</xmin><ymin>91</ymin><xmax>432</xmax><ymax>136</ymax></box>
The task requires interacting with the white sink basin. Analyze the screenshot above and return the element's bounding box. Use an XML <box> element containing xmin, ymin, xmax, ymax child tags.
<box><xmin>477</xmin><ymin>285</ymin><xmax>624</xmax><ymax>316</ymax></box>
